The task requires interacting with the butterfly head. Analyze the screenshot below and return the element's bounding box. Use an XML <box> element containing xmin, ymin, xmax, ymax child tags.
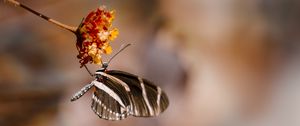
<box><xmin>96</xmin><ymin>62</ymin><xmax>108</xmax><ymax>73</ymax></box>
<box><xmin>95</xmin><ymin>62</ymin><xmax>108</xmax><ymax>79</ymax></box>
<box><xmin>102</xmin><ymin>62</ymin><xmax>109</xmax><ymax>70</ymax></box>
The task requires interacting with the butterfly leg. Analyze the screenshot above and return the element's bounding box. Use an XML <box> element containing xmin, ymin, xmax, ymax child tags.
<box><xmin>71</xmin><ymin>83</ymin><xmax>94</xmax><ymax>101</ymax></box>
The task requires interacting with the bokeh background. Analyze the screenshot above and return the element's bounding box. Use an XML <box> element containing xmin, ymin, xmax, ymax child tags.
<box><xmin>1</xmin><ymin>0</ymin><xmax>300</xmax><ymax>126</ymax></box>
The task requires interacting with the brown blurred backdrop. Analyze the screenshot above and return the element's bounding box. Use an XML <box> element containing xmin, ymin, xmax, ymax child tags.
<box><xmin>1</xmin><ymin>0</ymin><xmax>300</xmax><ymax>126</ymax></box>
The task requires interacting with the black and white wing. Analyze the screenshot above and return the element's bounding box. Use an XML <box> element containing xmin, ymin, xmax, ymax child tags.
<box><xmin>91</xmin><ymin>79</ymin><xmax>132</xmax><ymax>120</ymax></box>
<box><xmin>97</xmin><ymin>70</ymin><xmax>169</xmax><ymax>117</ymax></box>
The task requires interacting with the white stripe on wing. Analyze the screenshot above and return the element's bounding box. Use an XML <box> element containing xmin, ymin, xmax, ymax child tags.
<box><xmin>93</xmin><ymin>80</ymin><xmax>126</xmax><ymax>107</ymax></box>
<box><xmin>138</xmin><ymin>77</ymin><xmax>154</xmax><ymax>116</ymax></box>
<box><xmin>156</xmin><ymin>86</ymin><xmax>162</xmax><ymax>114</ymax></box>
<box><xmin>95</xmin><ymin>72</ymin><xmax>131</xmax><ymax>92</ymax></box>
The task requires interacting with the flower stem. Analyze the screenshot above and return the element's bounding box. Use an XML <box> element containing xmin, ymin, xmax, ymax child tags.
<box><xmin>5</xmin><ymin>0</ymin><xmax>77</xmax><ymax>33</ymax></box>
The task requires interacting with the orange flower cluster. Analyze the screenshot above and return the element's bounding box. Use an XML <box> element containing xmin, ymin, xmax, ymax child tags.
<box><xmin>76</xmin><ymin>6</ymin><xmax>118</xmax><ymax>67</ymax></box>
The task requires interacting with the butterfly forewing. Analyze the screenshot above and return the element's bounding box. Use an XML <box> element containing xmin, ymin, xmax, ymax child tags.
<box><xmin>105</xmin><ymin>70</ymin><xmax>169</xmax><ymax>117</ymax></box>
<box><xmin>88</xmin><ymin>70</ymin><xmax>169</xmax><ymax>120</ymax></box>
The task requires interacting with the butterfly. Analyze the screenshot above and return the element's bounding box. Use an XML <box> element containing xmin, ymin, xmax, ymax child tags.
<box><xmin>70</xmin><ymin>44</ymin><xmax>169</xmax><ymax>121</ymax></box>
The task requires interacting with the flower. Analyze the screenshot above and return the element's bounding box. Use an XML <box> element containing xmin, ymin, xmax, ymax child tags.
<box><xmin>76</xmin><ymin>6</ymin><xmax>118</xmax><ymax>67</ymax></box>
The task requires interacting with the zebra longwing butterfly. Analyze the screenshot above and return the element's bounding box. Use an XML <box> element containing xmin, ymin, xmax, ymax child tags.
<box><xmin>71</xmin><ymin>45</ymin><xmax>169</xmax><ymax>120</ymax></box>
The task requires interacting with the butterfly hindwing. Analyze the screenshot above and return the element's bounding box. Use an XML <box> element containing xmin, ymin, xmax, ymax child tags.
<box><xmin>91</xmin><ymin>79</ymin><xmax>131</xmax><ymax>120</ymax></box>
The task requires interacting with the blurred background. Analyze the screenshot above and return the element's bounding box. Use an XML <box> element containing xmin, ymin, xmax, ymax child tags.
<box><xmin>1</xmin><ymin>0</ymin><xmax>300</xmax><ymax>126</ymax></box>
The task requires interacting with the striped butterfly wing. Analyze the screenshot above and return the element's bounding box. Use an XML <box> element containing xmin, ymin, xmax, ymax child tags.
<box><xmin>106</xmin><ymin>70</ymin><xmax>169</xmax><ymax>117</ymax></box>
<box><xmin>91</xmin><ymin>79</ymin><xmax>131</xmax><ymax>120</ymax></box>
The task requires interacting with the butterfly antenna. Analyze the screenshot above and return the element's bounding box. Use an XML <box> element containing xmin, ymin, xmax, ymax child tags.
<box><xmin>107</xmin><ymin>43</ymin><xmax>131</xmax><ymax>65</ymax></box>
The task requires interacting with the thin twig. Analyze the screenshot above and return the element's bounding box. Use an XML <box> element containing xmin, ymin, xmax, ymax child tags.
<box><xmin>5</xmin><ymin>0</ymin><xmax>77</xmax><ymax>33</ymax></box>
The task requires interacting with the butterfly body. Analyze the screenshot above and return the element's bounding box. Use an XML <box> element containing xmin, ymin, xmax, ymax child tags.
<box><xmin>71</xmin><ymin>67</ymin><xmax>169</xmax><ymax>121</ymax></box>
